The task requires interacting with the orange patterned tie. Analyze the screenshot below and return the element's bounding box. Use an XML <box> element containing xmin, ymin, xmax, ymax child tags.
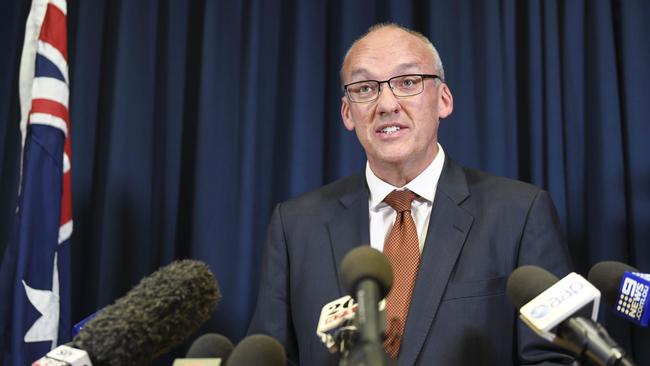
<box><xmin>382</xmin><ymin>189</ymin><xmax>420</xmax><ymax>359</ymax></box>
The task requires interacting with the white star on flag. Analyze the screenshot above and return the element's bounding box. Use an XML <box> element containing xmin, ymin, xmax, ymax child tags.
<box><xmin>22</xmin><ymin>252</ymin><xmax>60</xmax><ymax>349</ymax></box>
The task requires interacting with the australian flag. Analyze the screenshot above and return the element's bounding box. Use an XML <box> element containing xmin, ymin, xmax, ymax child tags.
<box><xmin>0</xmin><ymin>0</ymin><xmax>72</xmax><ymax>364</ymax></box>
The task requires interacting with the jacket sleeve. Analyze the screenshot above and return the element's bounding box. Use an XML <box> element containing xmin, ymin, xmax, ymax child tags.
<box><xmin>516</xmin><ymin>190</ymin><xmax>576</xmax><ymax>365</ymax></box>
<box><xmin>248</xmin><ymin>203</ymin><xmax>298</xmax><ymax>365</ymax></box>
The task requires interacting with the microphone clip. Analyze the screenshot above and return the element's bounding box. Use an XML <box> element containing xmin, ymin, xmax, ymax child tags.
<box><xmin>519</xmin><ymin>272</ymin><xmax>600</xmax><ymax>342</ymax></box>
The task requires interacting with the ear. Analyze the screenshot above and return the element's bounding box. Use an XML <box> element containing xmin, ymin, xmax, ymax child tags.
<box><xmin>341</xmin><ymin>96</ymin><xmax>355</xmax><ymax>131</ymax></box>
<box><xmin>437</xmin><ymin>83</ymin><xmax>453</xmax><ymax>119</ymax></box>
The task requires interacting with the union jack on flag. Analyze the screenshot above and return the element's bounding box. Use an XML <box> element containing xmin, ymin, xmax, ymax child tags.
<box><xmin>0</xmin><ymin>0</ymin><xmax>72</xmax><ymax>364</ymax></box>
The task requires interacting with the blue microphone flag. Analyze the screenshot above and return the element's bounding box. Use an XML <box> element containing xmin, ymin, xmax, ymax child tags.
<box><xmin>615</xmin><ymin>271</ymin><xmax>650</xmax><ymax>327</ymax></box>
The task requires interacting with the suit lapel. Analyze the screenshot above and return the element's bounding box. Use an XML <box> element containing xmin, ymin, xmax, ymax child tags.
<box><xmin>399</xmin><ymin>158</ymin><xmax>475</xmax><ymax>366</ymax></box>
<box><xmin>327</xmin><ymin>175</ymin><xmax>371</xmax><ymax>295</ymax></box>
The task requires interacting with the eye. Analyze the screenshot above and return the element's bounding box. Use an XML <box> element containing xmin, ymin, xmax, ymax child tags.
<box><xmin>398</xmin><ymin>76</ymin><xmax>419</xmax><ymax>89</ymax></box>
<box><xmin>350</xmin><ymin>82</ymin><xmax>376</xmax><ymax>95</ymax></box>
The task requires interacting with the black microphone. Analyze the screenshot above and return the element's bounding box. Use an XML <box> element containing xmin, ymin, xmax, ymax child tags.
<box><xmin>187</xmin><ymin>333</ymin><xmax>234</xmax><ymax>359</ymax></box>
<box><xmin>171</xmin><ymin>333</ymin><xmax>234</xmax><ymax>365</ymax></box>
<box><xmin>339</xmin><ymin>246</ymin><xmax>393</xmax><ymax>366</ymax></box>
<box><xmin>507</xmin><ymin>265</ymin><xmax>636</xmax><ymax>366</ymax></box>
<box><xmin>226</xmin><ymin>334</ymin><xmax>286</xmax><ymax>366</ymax></box>
<box><xmin>59</xmin><ymin>260</ymin><xmax>220</xmax><ymax>366</ymax></box>
<box><xmin>588</xmin><ymin>261</ymin><xmax>650</xmax><ymax>327</ymax></box>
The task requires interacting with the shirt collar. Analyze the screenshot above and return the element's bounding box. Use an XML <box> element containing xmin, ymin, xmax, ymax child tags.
<box><xmin>366</xmin><ymin>143</ymin><xmax>446</xmax><ymax>210</ymax></box>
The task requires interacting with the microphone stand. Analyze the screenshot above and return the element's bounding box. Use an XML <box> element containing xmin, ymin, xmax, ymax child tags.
<box><xmin>557</xmin><ymin>317</ymin><xmax>637</xmax><ymax>366</ymax></box>
<box><xmin>339</xmin><ymin>280</ymin><xmax>393</xmax><ymax>366</ymax></box>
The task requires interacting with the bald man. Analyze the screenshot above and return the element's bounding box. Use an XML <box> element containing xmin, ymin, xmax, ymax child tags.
<box><xmin>249</xmin><ymin>23</ymin><xmax>574</xmax><ymax>366</ymax></box>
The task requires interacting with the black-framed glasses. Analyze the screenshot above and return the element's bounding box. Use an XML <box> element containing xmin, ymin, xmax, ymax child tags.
<box><xmin>344</xmin><ymin>74</ymin><xmax>440</xmax><ymax>103</ymax></box>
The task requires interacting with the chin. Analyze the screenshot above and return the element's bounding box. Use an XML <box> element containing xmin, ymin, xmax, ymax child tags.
<box><xmin>375</xmin><ymin>151</ymin><xmax>412</xmax><ymax>165</ymax></box>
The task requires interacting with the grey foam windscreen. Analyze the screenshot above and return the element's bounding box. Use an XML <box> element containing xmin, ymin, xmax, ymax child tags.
<box><xmin>227</xmin><ymin>334</ymin><xmax>286</xmax><ymax>366</ymax></box>
<box><xmin>72</xmin><ymin>260</ymin><xmax>220</xmax><ymax>366</ymax></box>
<box><xmin>186</xmin><ymin>333</ymin><xmax>233</xmax><ymax>360</ymax></box>
<box><xmin>340</xmin><ymin>246</ymin><xmax>393</xmax><ymax>299</ymax></box>
<box><xmin>506</xmin><ymin>265</ymin><xmax>559</xmax><ymax>310</ymax></box>
<box><xmin>588</xmin><ymin>261</ymin><xmax>638</xmax><ymax>305</ymax></box>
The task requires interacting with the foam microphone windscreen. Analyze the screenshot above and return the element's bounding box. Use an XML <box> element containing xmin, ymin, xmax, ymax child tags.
<box><xmin>340</xmin><ymin>246</ymin><xmax>393</xmax><ymax>299</ymax></box>
<box><xmin>506</xmin><ymin>265</ymin><xmax>559</xmax><ymax>310</ymax></box>
<box><xmin>71</xmin><ymin>259</ymin><xmax>220</xmax><ymax>366</ymax></box>
<box><xmin>186</xmin><ymin>333</ymin><xmax>234</xmax><ymax>359</ymax></box>
<box><xmin>227</xmin><ymin>334</ymin><xmax>286</xmax><ymax>366</ymax></box>
<box><xmin>588</xmin><ymin>261</ymin><xmax>638</xmax><ymax>305</ymax></box>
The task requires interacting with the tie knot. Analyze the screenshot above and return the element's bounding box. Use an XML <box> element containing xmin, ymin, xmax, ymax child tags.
<box><xmin>384</xmin><ymin>190</ymin><xmax>418</xmax><ymax>213</ymax></box>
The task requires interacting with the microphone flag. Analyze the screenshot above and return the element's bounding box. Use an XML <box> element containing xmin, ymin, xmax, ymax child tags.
<box><xmin>317</xmin><ymin>295</ymin><xmax>357</xmax><ymax>351</ymax></box>
<box><xmin>316</xmin><ymin>295</ymin><xmax>387</xmax><ymax>352</ymax></box>
<box><xmin>615</xmin><ymin>271</ymin><xmax>650</xmax><ymax>327</ymax></box>
<box><xmin>0</xmin><ymin>0</ymin><xmax>73</xmax><ymax>364</ymax></box>
<box><xmin>519</xmin><ymin>272</ymin><xmax>600</xmax><ymax>342</ymax></box>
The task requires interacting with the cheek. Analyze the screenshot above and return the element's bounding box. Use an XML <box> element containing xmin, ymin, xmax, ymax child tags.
<box><xmin>414</xmin><ymin>104</ymin><xmax>439</xmax><ymax>127</ymax></box>
<box><xmin>351</xmin><ymin>104</ymin><xmax>376</xmax><ymax>124</ymax></box>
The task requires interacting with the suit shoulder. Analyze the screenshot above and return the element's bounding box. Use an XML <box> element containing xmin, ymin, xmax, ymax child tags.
<box><xmin>462</xmin><ymin>166</ymin><xmax>544</xmax><ymax>201</ymax></box>
<box><xmin>276</xmin><ymin>173</ymin><xmax>366</xmax><ymax>217</ymax></box>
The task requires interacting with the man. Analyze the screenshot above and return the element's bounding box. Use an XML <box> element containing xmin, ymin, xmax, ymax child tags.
<box><xmin>249</xmin><ymin>23</ymin><xmax>574</xmax><ymax>365</ymax></box>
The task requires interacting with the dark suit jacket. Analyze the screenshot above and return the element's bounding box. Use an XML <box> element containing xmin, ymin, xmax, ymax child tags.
<box><xmin>249</xmin><ymin>158</ymin><xmax>575</xmax><ymax>365</ymax></box>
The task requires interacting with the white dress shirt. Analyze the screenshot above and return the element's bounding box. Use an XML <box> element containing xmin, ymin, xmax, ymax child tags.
<box><xmin>366</xmin><ymin>144</ymin><xmax>446</xmax><ymax>253</ymax></box>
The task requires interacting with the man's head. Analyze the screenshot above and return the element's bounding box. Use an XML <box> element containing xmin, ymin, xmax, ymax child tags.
<box><xmin>340</xmin><ymin>23</ymin><xmax>453</xmax><ymax>186</ymax></box>
<box><xmin>340</xmin><ymin>24</ymin><xmax>445</xmax><ymax>84</ymax></box>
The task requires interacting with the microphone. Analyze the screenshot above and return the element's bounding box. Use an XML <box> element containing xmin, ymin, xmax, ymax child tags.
<box><xmin>588</xmin><ymin>261</ymin><xmax>650</xmax><ymax>327</ymax></box>
<box><xmin>34</xmin><ymin>260</ymin><xmax>221</xmax><ymax>366</ymax></box>
<box><xmin>32</xmin><ymin>345</ymin><xmax>92</xmax><ymax>366</ymax></box>
<box><xmin>339</xmin><ymin>246</ymin><xmax>393</xmax><ymax>366</ymax></box>
<box><xmin>316</xmin><ymin>295</ymin><xmax>359</xmax><ymax>353</ymax></box>
<box><xmin>226</xmin><ymin>334</ymin><xmax>286</xmax><ymax>366</ymax></box>
<box><xmin>72</xmin><ymin>311</ymin><xmax>100</xmax><ymax>338</ymax></box>
<box><xmin>316</xmin><ymin>295</ymin><xmax>387</xmax><ymax>353</ymax></box>
<box><xmin>187</xmin><ymin>333</ymin><xmax>234</xmax><ymax>358</ymax></box>
<box><xmin>507</xmin><ymin>265</ymin><xmax>636</xmax><ymax>366</ymax></box>
<box><xmin>172</xmin><ymin>333</ymin><xmax>234</xmax><ymax>366</ymax></box>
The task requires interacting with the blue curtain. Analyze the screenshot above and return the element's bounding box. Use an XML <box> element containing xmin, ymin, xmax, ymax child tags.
<box><xmin>1</xmin><ymin>0</ymin><xmax>649</xmax><ymax>364</ymax></box>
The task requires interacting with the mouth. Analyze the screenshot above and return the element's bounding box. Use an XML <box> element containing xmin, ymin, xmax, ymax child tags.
<box><xmin>376</xmin><ymin>123</ymin><xmax>408</xmax><ymax>136</ymax></box>
<box><xmin>379</xmin><ymin>126</ymin><xmax>401</xmax><ymax>134</ymax></box>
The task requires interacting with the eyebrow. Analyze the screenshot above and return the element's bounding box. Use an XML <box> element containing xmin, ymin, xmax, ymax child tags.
<box><xmin>348</xmin><ymin>63</ymin><xmax>423</xmax><ymax>81</ymax></box>
<box><xmin>348</xmin><ymin>68</ymin><xmax>372</xmax><ymax>80</ymax></box>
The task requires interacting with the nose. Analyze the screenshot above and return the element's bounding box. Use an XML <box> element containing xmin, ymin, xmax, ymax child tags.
<box><xmin>376</xmin><ymin>81</ymin><xmax>400</xmax><ymax>115</ymax></box>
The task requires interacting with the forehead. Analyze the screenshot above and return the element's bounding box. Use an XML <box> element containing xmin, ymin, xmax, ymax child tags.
<box><xmin>343</xmin><ymin>28</ymin><xmax>434</xmax><ymax>80</ymax></box>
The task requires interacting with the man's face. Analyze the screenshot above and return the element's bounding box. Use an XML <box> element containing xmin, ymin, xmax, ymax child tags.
<box><xmin>340</xmin><ymin>28</ymin><xmax>453</xmax><ymax>176</ymax></box>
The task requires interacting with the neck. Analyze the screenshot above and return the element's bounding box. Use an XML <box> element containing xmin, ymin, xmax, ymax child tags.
<box><xmin>369</xmin><ymin>146</ymin><xmax>439</xmax><ymax>187</ymax></box>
